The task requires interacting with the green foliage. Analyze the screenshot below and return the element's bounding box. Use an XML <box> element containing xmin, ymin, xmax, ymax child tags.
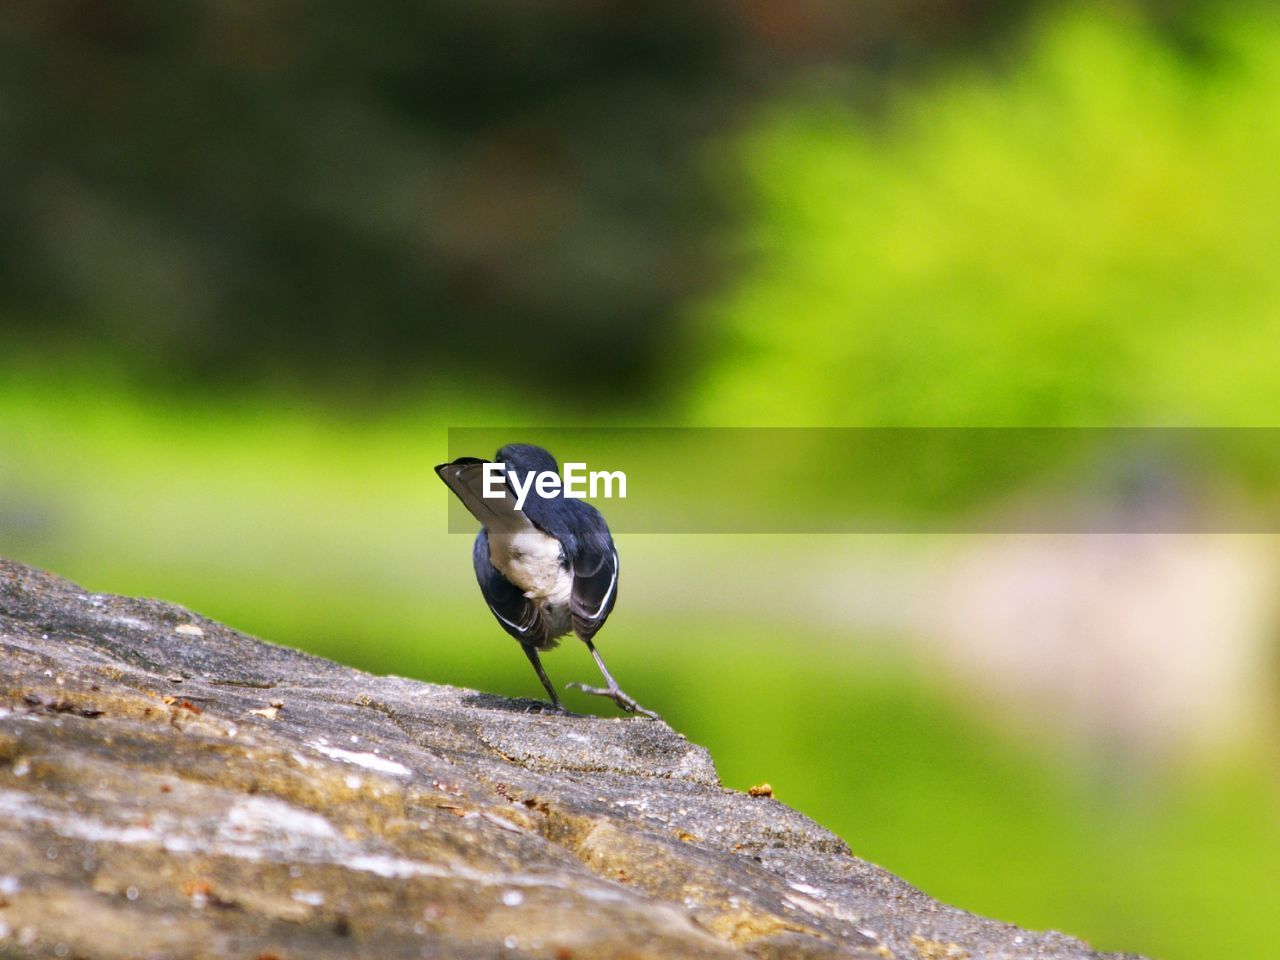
<box><xmin>694</xmin><ymin>9</ymin><xmax>1280</xmax><ymax>427</ymax></box>
<box><xmin>0</xmin><ymin>0</ymin><xmax>1067</xmax><ymax>398</ymax></box>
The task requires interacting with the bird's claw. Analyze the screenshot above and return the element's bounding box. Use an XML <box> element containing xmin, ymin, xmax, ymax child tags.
<box><xmin>567</xmin><ymin>681</ymin><xmax>661</xmax><ymax>720</ymax></box>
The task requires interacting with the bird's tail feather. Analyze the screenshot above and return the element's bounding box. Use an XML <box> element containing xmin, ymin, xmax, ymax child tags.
<box><xmin>435</xmin><ymin>458</ymin><xmax>533</xmax><ymax>533</ymax></box>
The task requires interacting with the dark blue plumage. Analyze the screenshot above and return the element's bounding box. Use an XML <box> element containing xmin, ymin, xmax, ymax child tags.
<box><xmin>436</xmin><ymin>444</ymin><xmax>653</xmax><ymax>718</ymax></box>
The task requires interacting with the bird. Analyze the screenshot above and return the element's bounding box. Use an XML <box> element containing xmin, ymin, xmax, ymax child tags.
<box><xmin>435</xmin><ymin>443</ymin><xmax>658</xmax><ymax>719</ymax></box>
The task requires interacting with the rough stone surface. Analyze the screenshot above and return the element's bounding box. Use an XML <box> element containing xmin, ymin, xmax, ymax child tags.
<box><xmin>0</xmin><ymin>559</ymin><xmax>1145</xmax><ymax>960</ymax></box>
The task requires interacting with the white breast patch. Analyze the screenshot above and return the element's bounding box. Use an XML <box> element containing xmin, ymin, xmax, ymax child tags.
<box><xmin>487</xmin><ymin>529</ymin><xmax>574</xmax><ymax>607</ymax></box>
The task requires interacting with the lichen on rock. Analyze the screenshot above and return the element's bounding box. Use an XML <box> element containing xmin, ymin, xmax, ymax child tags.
<box><xmin>0</xmin><ymin>559</ymin><xmax>1145</xmax><ymax>959</ymax></box>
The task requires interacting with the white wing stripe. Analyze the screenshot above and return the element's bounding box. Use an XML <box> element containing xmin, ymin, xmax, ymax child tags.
<box><xmin>490</xmin><ymin>605</ymin><xmax>532</xmax><ymax>634</ymax></box>
<box><xmin>588</xmin><ymin>549</ymin><xmax>619</xmax><ymax>619</ymax></box>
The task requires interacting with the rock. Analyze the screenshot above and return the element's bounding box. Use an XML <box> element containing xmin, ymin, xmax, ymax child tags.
<box><xmin>0</xmin><ymin>559</ymin><xmax>1144</xmax><ymax>960</ymax></box>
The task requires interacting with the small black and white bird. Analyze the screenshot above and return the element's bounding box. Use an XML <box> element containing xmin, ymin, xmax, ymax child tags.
<box><xmin>435</xmin><ymin>443</ymin><xmax>657</xmax><ymax>719</ymax></box>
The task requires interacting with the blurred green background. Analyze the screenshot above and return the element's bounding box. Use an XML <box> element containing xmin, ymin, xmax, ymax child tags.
<box><xmin>3</xmin><ymin>3</ymin><xmax>1280</xmax><ymax>959</ymax></box>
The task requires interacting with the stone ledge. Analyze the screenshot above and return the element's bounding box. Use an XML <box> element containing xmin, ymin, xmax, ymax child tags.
<box><xmin>0</xmin><ymin>559</ymin><xmax>1145</xmax><ymax>960</ymax></box>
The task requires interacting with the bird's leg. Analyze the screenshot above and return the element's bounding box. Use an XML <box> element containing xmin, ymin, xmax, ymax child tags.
<box><xmin>522</xmin><ymin>645</ymin><xmax>566</xmax><ymax>712</ymax></box>
<box><xmin>568</xmin><ymin>640</ymin><xmax>660</xmax><ymax>720</ymax></box>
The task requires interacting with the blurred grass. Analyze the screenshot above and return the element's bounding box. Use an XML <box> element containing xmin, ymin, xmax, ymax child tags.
<box><xmin>2</xmin><ymin>373</ymin><xmax>1278</xmax><ymax>960</ymax></box>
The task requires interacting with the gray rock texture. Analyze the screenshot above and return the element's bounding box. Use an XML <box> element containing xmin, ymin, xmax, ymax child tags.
<box><xmin>0</xmin><ymin>558</ymin><xmax>1144</xmax><ymax>960</ymax></box>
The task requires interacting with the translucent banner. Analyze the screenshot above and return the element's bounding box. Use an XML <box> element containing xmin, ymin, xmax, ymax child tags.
<box><xmin>443</xmin><ymin>428</ymin><xmax>1280</xmax><ymax>533</ymax></box>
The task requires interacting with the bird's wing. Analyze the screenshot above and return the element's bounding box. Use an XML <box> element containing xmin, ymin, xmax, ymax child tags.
<box><xmin>436</xmin><ymin>457</ymin><xmax>535</xmax><ymax>534</ymax></box>
<box><xmin>570</xmin><ymin>544</ymin><xmax>619</xmax><ymax>642</ymax></box>
<box><xmin>472</xmin><ymin>531</ymin><xmax>554</xmax><ymax>648</ymax></box>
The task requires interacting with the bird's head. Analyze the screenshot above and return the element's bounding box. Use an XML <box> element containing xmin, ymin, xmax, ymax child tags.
<box><xmin>495</xmin><ymin>443</ymin><xmax>559</xmax><ymax>484</ymax></box>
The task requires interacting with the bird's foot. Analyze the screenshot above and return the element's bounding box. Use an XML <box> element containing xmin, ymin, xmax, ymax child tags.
<box><xmin>567</xmin><ymin>682</ymin><xmax>661</xmax><ymax>720</ymax></box>
<box><xmin>528</xmin><ymin>700</ymin><xmax>569</xmax><ymax>716</ymax></box>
